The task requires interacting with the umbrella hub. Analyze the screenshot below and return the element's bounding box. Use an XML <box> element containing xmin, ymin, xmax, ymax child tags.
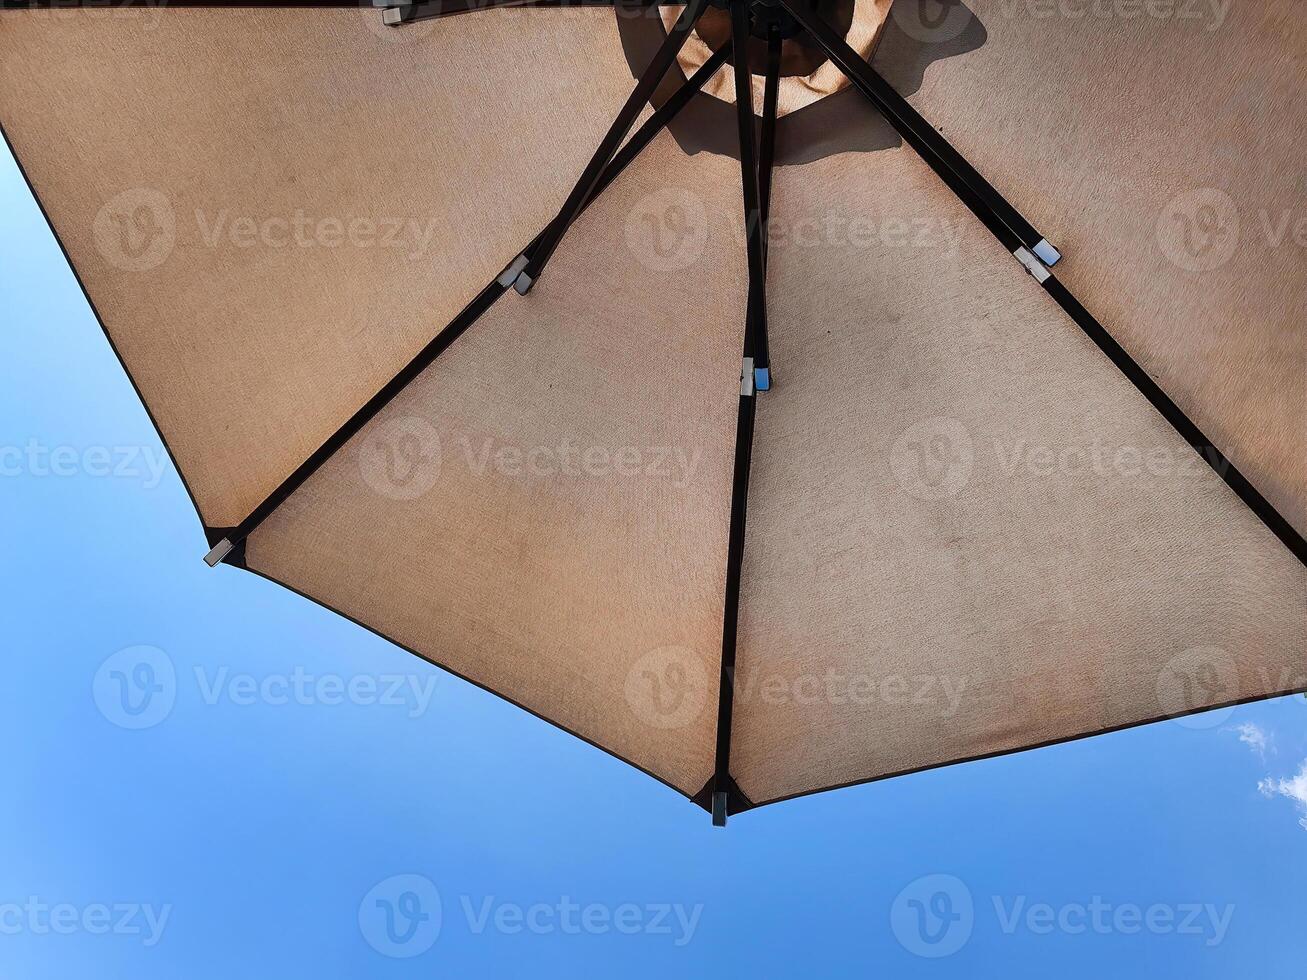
<box><xmin>695</xmin><ymin>0</ymin><xmax>857</xmax><ymax>77</ymax></box>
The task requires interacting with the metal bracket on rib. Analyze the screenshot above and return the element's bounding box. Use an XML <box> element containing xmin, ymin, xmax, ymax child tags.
<box><xmin>1013</xmin><ymin>246</ymin><xmax>1052</xmax><ymax>284</ymax></box>
<box><xmin>374</xmin><ymin>0</ymin><xmax>414</xmax><ymax>27</ymax></box>
<box><xmin>737</xmin><ymin>359</ymin><xmax>771</xmax><ymax>395</ymax></box>
<box><xmin>496</xmin><ymin>254</ymin><xmax>531</xmax><ymax>290</ymax></box>
<box><xmin>712</xmin><ymin>791</ymin><xmax>728</xmax><ymax>827</ymax></box>
<box><xmin>203</xmin><ymin>538</ymin><xmax>234</xmax><ymax>568</ymax></box>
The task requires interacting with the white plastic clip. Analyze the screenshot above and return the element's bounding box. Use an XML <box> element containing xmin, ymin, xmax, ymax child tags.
<box><xmin>376</xmin><ymin>1</ymin><xmax>412</xmax><ymax>27</ymax></box>
<box><xmin>741</xmin><ymin>357</ymin><xmax>755</xmax><ymax>397</ymax></box>
<box><xmin>204</xmin><ymin>538</ymin><xmax>234</xmax><ymax>567</ymax></box>
<box><xmin>1013</xmin><ymin>247</ymin><xmax>1051</xmax><ymax>284</ymax></box>
<box><xmin>497</xmin><ymin>254</ymin><xmax>530</xmax><ymax>289</ymax></box>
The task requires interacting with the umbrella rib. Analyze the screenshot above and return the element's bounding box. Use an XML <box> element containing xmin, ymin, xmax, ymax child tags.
<box><xmin>202</xmin><ymin>41</ymin><xmax>732</xmax><ymax>566</ymax></box>
<box><xmin>733</xmin><ymin>10</ymin><xmax>770</xmax><ymax>389</ymax></box>
<box><xmin>0</xmin><ymin>0</ymin><xmax>670</xmax><ymax>8</ymax></box>
<box><xmin>778</xmin><ymin>1</ymin><xmax>1307</xmax><ymax>570</ymax></box>
<box><xmin>707</xmin><ymin>0</ymin><xmax>775</xmax><ymax>828</ymax></box>
<box><xmin>506</xmin><ymin>0</ymin><xmax>710</xmax><ymax>295</ymax></box>
<box><xmin>0</xmin><ymin>1</ymin><xmax>404</xmax><ymax>8</ymax></box>
<box><xmin>379</xmin><ymin>0</ymin><xmax>681</xmax><ymax>26</ymax></box>
<box><xmin>778</xmin><ymin>0</ymin><xmax>1060</xmax><ymax>266</ymax></box>
<box><xmin>0</xmin><ymin>1</ymin><xmax>358</xmax><ymax>6</ymax></box>
<box><xmin>758</xmin><ymin>24</ymin><xmax>780</xmax><ymax>247</ymax></box>
<box><xmin>755</xmin><ymin>23</ymin><xmax>781</xmax><ymax>385</ymax></box>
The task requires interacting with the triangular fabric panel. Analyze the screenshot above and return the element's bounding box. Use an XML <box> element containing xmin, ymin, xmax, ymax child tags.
<box><xmin>0</xmin><ymin>6</ymin><xmax>644</xmax><ymax>527</ymax></box>
<box><xmin>731</xmin><ymin>140</ymin><xmax>1307</xmax><ymax>806</ymax></box>
<box><xmin>244</xmin><ymin>130</ymin><xmax>747</xmax><ymax>797</ymax></box>
<box><xmin>877</xmin><ymin>0</ymin><xmax>1307</xmax><ymax>539</ymax></box>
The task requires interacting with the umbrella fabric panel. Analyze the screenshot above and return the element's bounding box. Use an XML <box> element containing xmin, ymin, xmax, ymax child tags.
<box><xmin>244</xmin><ymin>131</ymin><xmax>747</xmax><ymax>798</ymax></box>
<box><xmin>879</xmin><ymin>0</ymin><xmax>1307</xmax><ymax>540</ymax></box>
<box><xmin>731</xmin><ymin>140</ymin><xmax>1307</xmax><ymax>806</ymax></box>
<box><xmin>0</xmin><ymin>6</ymin><xmax>641</xmax><ymax>528</ymax></box>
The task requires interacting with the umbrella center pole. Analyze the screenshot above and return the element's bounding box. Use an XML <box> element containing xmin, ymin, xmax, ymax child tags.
<box><xmin>696</xmin><ymin>0</ymin><xmax>854</xmax><ymax>77</ymax></box>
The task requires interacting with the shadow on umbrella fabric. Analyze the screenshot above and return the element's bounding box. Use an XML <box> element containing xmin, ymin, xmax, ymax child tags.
<box><xmin>620</xmin><ymin>0</ymin><xmax>989</xmax><ymax>162</ymax></box>
<box><xmin>0</xmin><ymin>0</ymin><xmax>1302</xmax><ymax>824</ymax></box>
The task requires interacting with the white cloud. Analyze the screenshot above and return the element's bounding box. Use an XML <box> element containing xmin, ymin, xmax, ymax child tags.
<box><xmin>1227</xmin><ymin>722</ymin><xmax>1272</xmax><ymax>759</ymax></box>
<box><xmin>1258</xmin><ymin>760</ymin><xmax>1307</xmax><ymax>831</ymax></box>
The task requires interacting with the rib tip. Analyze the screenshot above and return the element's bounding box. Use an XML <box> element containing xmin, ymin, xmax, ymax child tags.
<box><xmin>203</xmin><ymin>538</ymin><xmax>234</xmax><ymax>568</ymax></box>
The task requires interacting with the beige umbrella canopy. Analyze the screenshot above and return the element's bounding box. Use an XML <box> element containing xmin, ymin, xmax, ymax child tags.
<box><xmin>1</xmin><ymin>0</ymin><xmax>1302</xmax><ymax>824</ymax></box>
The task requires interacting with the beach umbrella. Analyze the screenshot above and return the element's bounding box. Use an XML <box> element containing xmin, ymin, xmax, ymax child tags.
<box><xmin>1</xmin><ymin>0</ymin><xmax>1302</xmax><ymax>825</ymax></box>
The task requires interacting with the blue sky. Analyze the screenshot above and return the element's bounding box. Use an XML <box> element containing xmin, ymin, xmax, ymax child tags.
<box><xmin>2</xmin><ymin>138</ymin><xmax>1305</xmax><ymax>979</ymax></box>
